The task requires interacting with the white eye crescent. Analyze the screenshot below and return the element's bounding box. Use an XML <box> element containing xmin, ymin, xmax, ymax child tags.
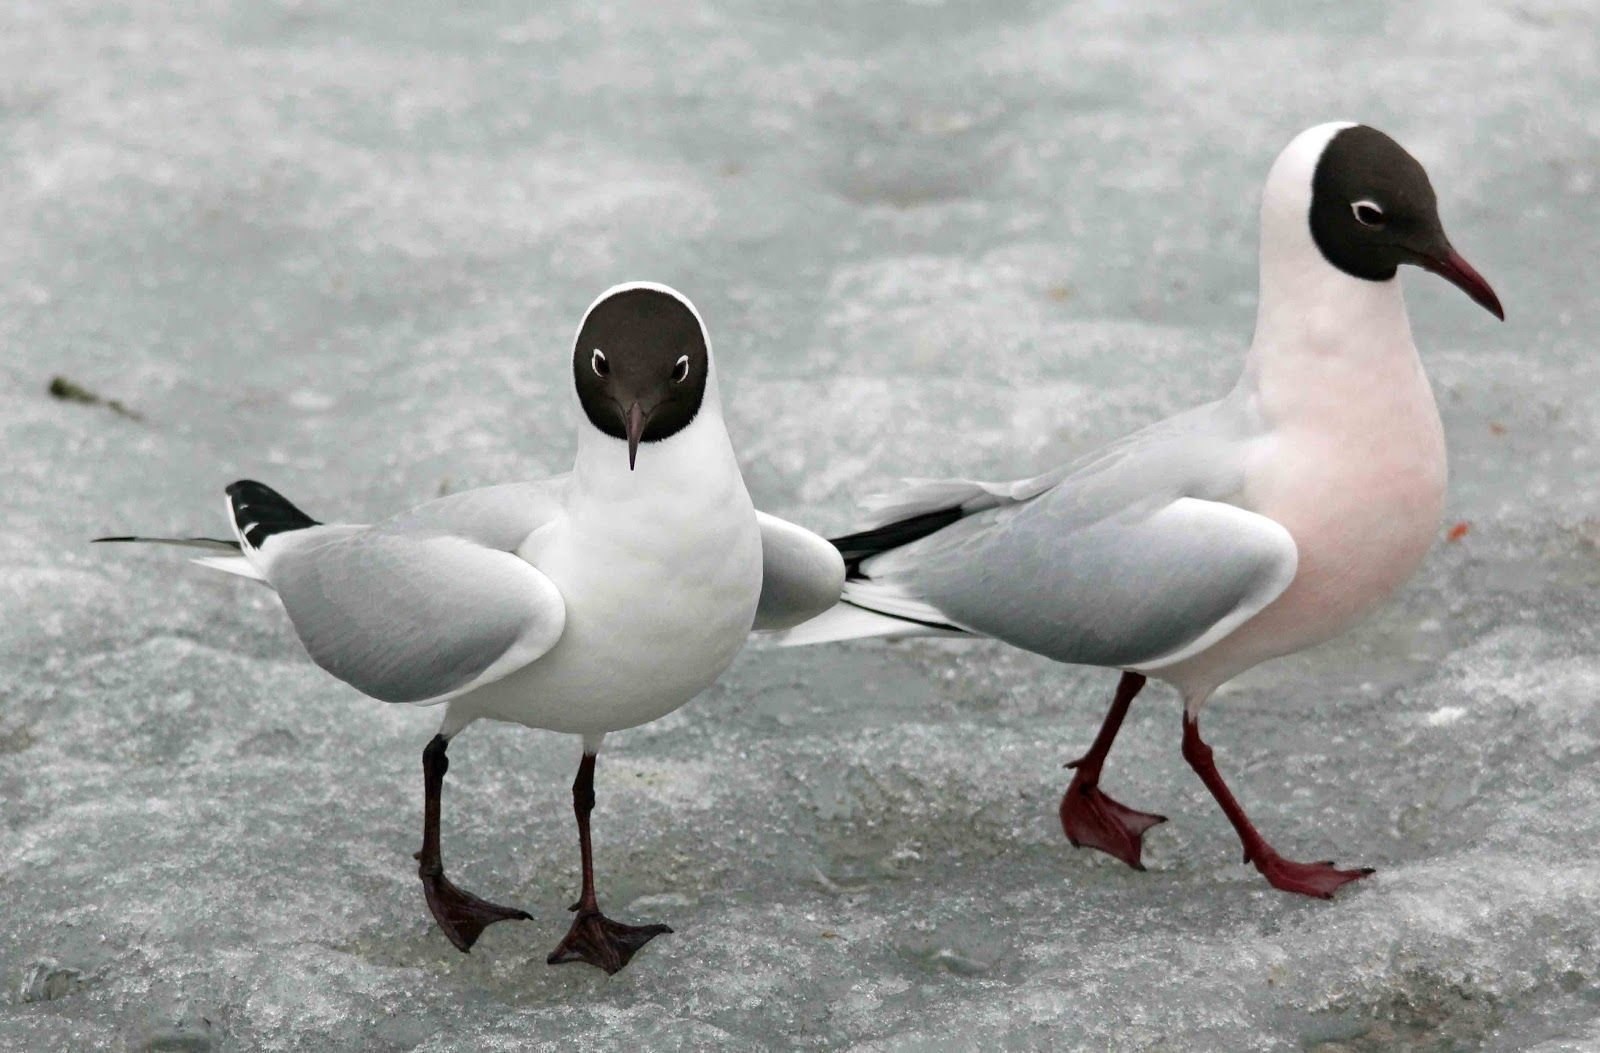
<box><xmin>591</xmin><ymin>349</ymin><xmax>609</xmax><ymax>378</ymax></box>
<box><xmin>672</xmin><ymin>355</ymin><xmax>690</xmax><ymax>383</ymax></box>
<box><xmin>1352</xmin><ymin>200</ymin><xmax>1386</xmax><ymax>228</ymax></box>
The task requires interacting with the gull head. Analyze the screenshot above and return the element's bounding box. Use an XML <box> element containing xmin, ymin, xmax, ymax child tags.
<box><xmin>1263</xmin><ymin>123</ymin><xmax>1503</xmax><ymax>321</ymax></box>
<box><xmin>573</xmin><ymin>282</ymin><xmax>712</xmax><ymax>471</ymax></box>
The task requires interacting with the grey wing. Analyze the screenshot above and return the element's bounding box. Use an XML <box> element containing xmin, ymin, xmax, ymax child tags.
<box><xmin>856</xmin><ymin>398</ymin><xmax>1253</xmax><ymax>529</ymax></box>
<box><xmin>858</xmin><ymin>495</ymin><xmax>1296</xmax><ymax>669</ymax></box>
<box><xmin>752</xmin><ymin>511</ymin><xmax>846</xmax><ymax>631</ymax></box>
<box><xmin>377</xmin><ymin>477</ymin><xmax>569</xmax><ymax>549</ymax></box>
<box><xmin>840</xmin><ymin>394</ymin><xmax>1295</xmax><ymax>667</ymax></box>
<box><xmin>260</xmin><ymin>517</ymin><xmax>566</xmax><ymax>706</ymax></box>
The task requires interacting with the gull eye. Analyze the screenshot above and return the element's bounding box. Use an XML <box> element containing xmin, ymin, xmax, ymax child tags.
<box><xmin>591</xmin><ymin>349</ymin><xmax>609</xmax><ymax>378</ymax></box>
<box><xmin>671</xmin><ymin>354</ymin><xmax>690</xmax><ymax>384</ymax></box>
<box><xmin>1352</xmin><ymin>200</ymin><xmax>1386</xmax><ymax>228</ymax></box>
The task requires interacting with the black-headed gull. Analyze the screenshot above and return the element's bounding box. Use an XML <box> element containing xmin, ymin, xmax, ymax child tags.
<box><xmin>100</xmin><ymin>282</ymin><xmax>845</xmax><ymax>970</ymax></box>
<box><xmin>777</xmin><ymin>124</ymin><xmax>1502</xmax><ymax>898</ymax></box>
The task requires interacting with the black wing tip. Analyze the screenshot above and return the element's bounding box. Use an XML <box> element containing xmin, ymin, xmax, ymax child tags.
<box><xmin>830</xmin><ymin>506</ymin><xmax>965</xmax><ymax>580</ymax></box>
<box><xmin>226</xmin><ymin>479</ymin><xmax>282</xmax><ymax>501</ymax></box>
<box><xmin>92</xmin><ymin>536</ymin><xmax>136</xmax><ymax>543</ymax></box>
<box><xmin>227</xmin><ymin>480</ymin><xmax>319</xmax><ymax>549</ymax></box>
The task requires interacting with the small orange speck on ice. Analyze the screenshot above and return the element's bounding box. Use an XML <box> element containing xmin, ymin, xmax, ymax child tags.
<box><xmin>1446</xmin><ymin>522</ymin><xmax>1470</xmax><ymax>542</ymax></box>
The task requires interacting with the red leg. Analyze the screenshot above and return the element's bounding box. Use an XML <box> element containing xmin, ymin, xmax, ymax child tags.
<box><xmin>1059</xmin><ymin>672</ymin><xmax>1167</xmax><ymax>870</ymax></box>
<box><xmin>1180</xmin><ymin>713</ymin><xmax>1372</xmax><ymax>898</ymax></box>
<box><xmin>547</xmin><ymin>752</ymin><xmax>672</xmax><ymax>973</ymax></box>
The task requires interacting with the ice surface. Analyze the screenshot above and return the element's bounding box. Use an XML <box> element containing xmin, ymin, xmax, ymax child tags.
<box><xmin>3</xmin><ymin>0</ymin><xmax>1599</xmax><ymax>1049</ymax></box>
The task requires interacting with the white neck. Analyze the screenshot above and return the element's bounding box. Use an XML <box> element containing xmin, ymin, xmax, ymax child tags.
<box><xmin>566</xmin><ymin>279</ymin><xmax>742</xmax><ymax>504</ymax></box>
<box><xmin>1239</xmin><ymin>123</ymin><xmax>1422</xmax><ymax>412</ymax></box>
<box><xmin>570</xmin><ymin>397</ymin><xmax>742</xmax><ymax>505</ymax></box>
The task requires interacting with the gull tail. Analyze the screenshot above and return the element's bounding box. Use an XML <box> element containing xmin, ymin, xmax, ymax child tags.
<box><xmin>767</xmin><ymin>601</ymin><xmax>963</xmax><ymax>647</ymax></box>
<box><xmin>768</xmin><ymin>505</ymin><xmax>969</xmax><ymax>647</ymax></box>
<box><xmin>94</xmin><ymin>479</ymin><xmax>320</xmax><ymax>584</ymax></box>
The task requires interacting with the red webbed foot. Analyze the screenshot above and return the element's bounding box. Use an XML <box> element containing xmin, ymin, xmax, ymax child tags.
<box><xmin>1059</xmin><ymin>766</ymin><xmax>1167</xmax><ymax>871</ymax></box>
<box><xmin>1252</xmin><ymin>852</ymin><xmax>1374</xmax><ymax>899</ymax></box>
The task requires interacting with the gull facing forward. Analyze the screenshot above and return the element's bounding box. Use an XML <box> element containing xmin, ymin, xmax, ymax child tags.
<box><xmin>779</xmin><ymin>124</ymin><xmax>1503</xmax><ymax>897</ymax></box>
<box><xmin>102</xmin><ymin>283</ymin><xmax>844</xmax><ymax>969</ymax></box>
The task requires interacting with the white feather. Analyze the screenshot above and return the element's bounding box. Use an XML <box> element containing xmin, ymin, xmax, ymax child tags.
<box><xmin>190</xmin><ymin>555</ymin><xmax>268</xmax><ymax>583</ymax></box>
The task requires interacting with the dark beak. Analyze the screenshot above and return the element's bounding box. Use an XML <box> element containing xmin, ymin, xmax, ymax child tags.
<box><xmin>1417</xmin><ymin>246</ymin><xmax>1504</xmax><ymax>321</ymax></box>
<box><xmin>625</xmin><ymin>401</ymin><xmax>646</xmax><ymax>471</ymax></box>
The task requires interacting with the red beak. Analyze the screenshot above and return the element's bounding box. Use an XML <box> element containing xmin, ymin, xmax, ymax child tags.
<box><xmin>625</xmin><ymin>401</ymin><xmax>646</xmax><ymax>471</ymax></box>
<box><xmin>1420</xmin><ymin>248</ymin><xmax>1504</xmax><ymax>321</ymax></box>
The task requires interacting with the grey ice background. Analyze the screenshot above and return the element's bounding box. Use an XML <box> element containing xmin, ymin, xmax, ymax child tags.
<box><xmin>3</xmin><ymin>0</ymin><xmax>1598</xmax><ymax>1050</ymax></box>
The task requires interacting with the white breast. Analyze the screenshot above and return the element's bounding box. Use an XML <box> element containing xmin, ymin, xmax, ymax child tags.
<box><xmin>1244</xmin><ymin>366</ymin><xmax>1444</xmax><ymax>649</ymax></box>
<box><xmin>1169</xmin><ymin>295</ymin><xmax>1447</xmax><ymax>695</ymax></box>
<box><xmin>453</xmin><ymin>415</ymin><xmax>763</xmax><ymax>736</ymax></box>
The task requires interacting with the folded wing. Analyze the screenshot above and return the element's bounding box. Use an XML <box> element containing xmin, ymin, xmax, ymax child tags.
<box><xmin>861</xmin><ymin>495</ymin><xmax>1295</xmax><ymax>670</ymax></box>
<box><xmin>778</xmin><ymin>396</ymin><xmax>1298</xmax><ymax>669</ymax></box>
<box><xmin>262</xmin><ymin>529</ymin><xmax>565</xmax><ymax>705</ymax></box>
<box><xmin>243</xmin><ymin>480</ymin><xmax>570</xmax><ymax>706</ymax></box>
<box><xmin>752</xmin><ymin>511</ymin><xmax>846</xmax><ymax>631</ymax></box>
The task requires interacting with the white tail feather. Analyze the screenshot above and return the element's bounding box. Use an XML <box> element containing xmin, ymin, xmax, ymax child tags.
<box><xmin>189</xmin><ymin>555</ymin><xmax>269</xmax><ymax>584</ymax></box>
<box><xmin>765</xmin><ymin>602</ymin><xmax>963</xmax><ymax>647</ymax></box>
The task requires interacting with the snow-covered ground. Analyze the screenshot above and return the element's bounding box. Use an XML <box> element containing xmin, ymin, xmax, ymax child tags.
<box><xmin>3</xmin><ymin>1</ymin><xmax>1598</xmax><ymax>1049</ymax></box>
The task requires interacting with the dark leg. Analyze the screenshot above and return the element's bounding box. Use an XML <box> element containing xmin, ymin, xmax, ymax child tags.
<box><xmin>547</xmin><ymin>752</ymin><xmax>671</xmax><ymax>974</ymax></box>
<box><xmin>415</xmin><ymin>734</ymin><xmax>531</xmax><ymax>952</ymax></box>
<box><xmin>1181</xmin><ymin>713</ymin><xmax>1373</xmax><ymax>898</ymax></box>
<box><xmin>1059</xmin><ymin>672</ymin><xmax>1167</xmax><ymax>870</ymax></box>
